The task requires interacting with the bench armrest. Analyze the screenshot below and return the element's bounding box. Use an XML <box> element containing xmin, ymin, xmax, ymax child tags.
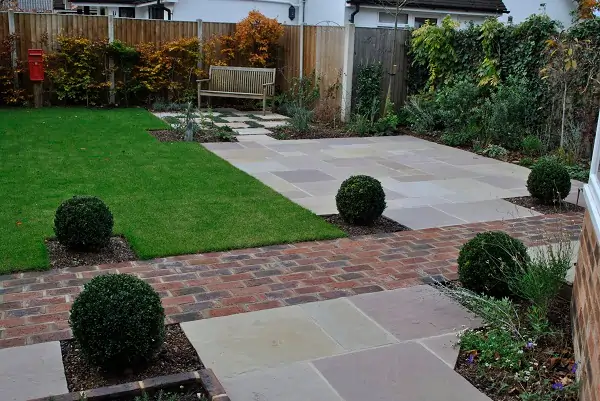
<box><xmin>197</xmin><ymin>78</ymin><xmax>211</xmax><ymax>89</ymax></box>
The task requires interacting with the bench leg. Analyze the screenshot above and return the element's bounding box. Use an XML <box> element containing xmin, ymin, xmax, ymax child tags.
<box><xmin>263</xmin><ymin>93</ymin><xmax>267</xmax><ymax>116</ymax></box>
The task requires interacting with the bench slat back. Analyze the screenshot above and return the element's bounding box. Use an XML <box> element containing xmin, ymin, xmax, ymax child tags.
<box><xmin>208</xmin><ymin>66</ymin><xmax>276</xmax><ymax>95</ymax></box>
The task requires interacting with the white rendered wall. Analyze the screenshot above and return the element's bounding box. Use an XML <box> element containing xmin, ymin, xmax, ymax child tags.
<box><xmin>499</xmin><ymin>0</ymin><xmax>575</xmax><ymax>27</ymax></box>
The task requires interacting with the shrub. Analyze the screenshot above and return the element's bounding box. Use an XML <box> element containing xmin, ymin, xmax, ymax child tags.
<box><xmin>336</xmin><ymin>175</ymin><xmax>386</xmax><ymax>225</ymax></box>
<box><xmin>347</xmin><ymin>113</ymin><xmax>373</xmax><ymax>136</ymax></box>
<box><xmin>458</xmin><ymin>231</ymin><xmax>529</xmax><ymax>298</ymax></box>
<box><xmin>54</xmin><ymin>196</ymin><xmax>114</xmax><ymax>250</ymax></box>
<box><xmin>287</xmin><ymin>105</ymin><xmax>313</xmax><ymax>133</ymax></box>
<box><xmin>480</xmin><ymin>144</ymin><xmax>508</xmax><ymax>160</ymax></box>
<box><xmin>526</xmin><ymin>158</ymin><xmax>571</xmax><ymax>204</ymax></box>
<box><xmin>441</xmin><ymin>132</ymin><xmax>473</xmax><ymax>147</ymax></box>
<box><xmin>521</xmin><ymin>135</ymin><xmax>543</xmax><ymax>156</ymax></box>
<box><xmin>355</xmin><ymin>63</ymin><xmax>383</xmax><ymax>119</ymax></box>
<box><xmin>70</xmin><ymin>274</ymin><xmax>165</xmax><ymax>369</ymax></box>
<box><xmin>519</xmin><ymin>157</ymin><xmax>535</xmax><ymax>167</ymax></box>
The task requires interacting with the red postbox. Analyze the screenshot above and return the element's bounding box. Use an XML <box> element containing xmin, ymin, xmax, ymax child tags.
<box><xmin>28</xmin><ymin>49</ymin><xmax>44</xmax><ymax>82</ymax></box>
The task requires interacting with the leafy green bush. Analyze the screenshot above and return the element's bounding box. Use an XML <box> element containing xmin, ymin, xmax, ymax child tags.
<box><xmin>347</xmin><ymin>113</ymin><xmax>373</xmax><ymax>136</ymax></box>
<box><xmin>54</xmin><ymin>196</ymin><xmax>114</xmax><ymax>250</ymax></box>
<box><xmin>458</xmin><ymin>231</ymin><xmax>529</xmax><ymax>298</ymax></box>
<box><xmin>526</xmin><ymin>158</ymin><xmax>571</xmax><ymax>204</ymax></box>
<box><xmin>403</xmin><ymin>95</ymin><xmax>442</xmax><ymax>134</ymax></box>
<box><xmin>70</xmin><ymin>274</ymin><xmax>165</xmax><ymax>369</ymax></box>
<box><xmin>565</xmin><ymin>163</ymin><xmax>589</xmax><ymax>182</ymax></box>
<box><xmin>276</xmin><ymin>73</ymin><xmax>320</xmax><ymax>116</ymax></box>
<box><xmin>434</xmin><ymin>79</ymin><xmax>481</xmax><ymax>131</ymax></box>
<box><xmin>287</xmin><ymin>105</ymin><xmax>313</xmax><ymax>133</ymax></box>
<box><xmin>519</xmin><ymin>157</ymin><xmax>535</xmax><ymax>167</ymax></box>
<box><xmin>441</xmin><ymin>132</ymin><xmax>474</xmax><ymax>147</ymax></box>
<box><xmin>355</xmin><ymin>63</ymin><xmax>383</xmax><ymax>118</ymax></box>
<box><xmin>522</xmin><ymin>135</ymin><xmax>543</xmax><ymax>156</ymax></box>
<box><xmin>480</xmin><ymin>144</ymin><xmax>508</xmax><ymax>160</ymax></box>
<box><xmin>336</xmin><ymin>175</ymin><xmax>386</xmax><ymax>225</ymax></box>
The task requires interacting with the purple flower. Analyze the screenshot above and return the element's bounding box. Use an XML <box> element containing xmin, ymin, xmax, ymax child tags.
<box><xmin>552</xmin><ymin>382</ymin><xmax>564</xmax><ymax>391</ymax></box>
<box><xmin>467</xmin><ymin>354</ymin><xmax>475</xmax><ymax>364</ymax></box>
<box><xmin>571</xmin><ymin>363</ymin><xmax>578</xmax><ymax>374</ymax></box>
<box><xmin>526</xmin><ymin>342</ymin><xmax>534</xmax><ymax>349</ymax></box>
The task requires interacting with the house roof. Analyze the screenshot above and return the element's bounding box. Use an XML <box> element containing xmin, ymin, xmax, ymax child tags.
<box><xmin>69</xmin><ymin>0</ymin><xmax>154</xmax><ymax>4</ymax></box>
<box><xmin>348</xmin><ymin>0</ymin><xmax>508</xmax><ymax>14</ymax></box>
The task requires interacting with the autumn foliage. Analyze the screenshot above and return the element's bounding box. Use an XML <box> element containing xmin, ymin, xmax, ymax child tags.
<box><xmin>0</xmin><ymin>35</ymin><xmax>26</xmax><ymax>106</ymax></box>
<box><xmin>577</xmin><ymin>0</ymin><xmax>600</xmax><ymax>19</ymax></box>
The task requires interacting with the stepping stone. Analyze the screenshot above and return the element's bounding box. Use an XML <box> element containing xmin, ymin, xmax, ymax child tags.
<box><xmin>260</xmin><ymin>120</ymin><xmax>287</xmax><ymax>128</ymax></box>
<box><xmin>274</xmin><ymin>169</ymin><xmax>336</xmax><ymax>183</ymax></box>
<box><xmin>224</xmin><ymin>117</ymin><xmax>253</xmax><ymax>123</ymax></box>
<box><xmin>234</xmin><ymin>128</ymin><xmax>273</xmax><ymax>136</ymax></box>
<box><xmin>0</xmin><ymin>342</ymin><xmax>68</xmax><ymax>401</ymax></box>
<box><xmin>314</xmin><ymin>342</ymin><xmax>492</xmax><ymax>401</ymax></box>
<box><xmin>214</xmin><ymin>122</ymin><xmax>249</xmax><ymax>129</ymax></box>
<box><xmin>419</xmin><ymin>332</ymin><xmax>461</xmax><ymax>368</ymax></box>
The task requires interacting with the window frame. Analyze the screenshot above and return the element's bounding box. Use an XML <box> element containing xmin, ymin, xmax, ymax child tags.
<box><xmin>119</xmin><ymin>7</ymin><xmax>135</xmax><ymax>18</ymax></box>
<box><xmin>585</xmin><ymin>110</ymin><xmax>600</xmax><ymax>233</ymax></box>
<box><xmin>377</xmin><ymin>11</ymin><xmax>409</xmax><ymax>27</ymax></box>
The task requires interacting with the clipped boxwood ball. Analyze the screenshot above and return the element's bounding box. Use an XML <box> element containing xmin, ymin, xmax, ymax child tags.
<box><xmin>526</xmin><ymin>158</ymin><xmax>571</xmax><ymax>205</ymax></box>
<box><xmin>458</xmin><ymin>231</ymin><xmax>529</xmax><ymax>298</ymax></box>
<box><xmin>54</xmin><ymin>195</ymin><xmax>113</xmax><ymax>250</ymax></box>
<box><xmin>69</xmin><ymin>274</ymin><xmax>165</xmax><ymax>369</ymax></box>
<box><xmin>336</xmin><ymin>175</ymin><xmax>386</xmax><ymax>225</ymax></box>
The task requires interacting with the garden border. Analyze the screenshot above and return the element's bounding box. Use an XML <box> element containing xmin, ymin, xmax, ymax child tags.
<box><xmin>27</xmin><ymin>369</ymin><xmax>229</xmax><ymax>401</ymax></box>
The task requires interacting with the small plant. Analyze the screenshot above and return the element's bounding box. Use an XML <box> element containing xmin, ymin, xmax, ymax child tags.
<box><xmin>54</xmin><ymin>196</ymin><xmax>114</xmax><ymax>250</ymax></box>
<box><xmin>287</xmin><ymin>105</ymin><xmax>313</xmax><ymax>133</ymax></box>
<box><xmin>527</xmin><ymin>158</ymin><xmax>572</xmax><ymax>204</ymax></box>
<box><xmin>441</xmin><ymin>132</ymin><xmax>473</xmax><ymax>147</ymax></box>
<box><xmin>565</xmin><ymin>163</ymin><xmax>589</xmax><ymax>182</ymax></box>
<box><xmin>460</xmin><ymin>328</ymin><xmax>526</xmax><ymax>370</ymax></box>
<box><xmin>355</xmin><ymin>63</ymin><xmax>383</xmax><ymax>120</ymax></box>
<box><xmin>373</xmin><ymin>97</ymin><xmax>399</xmax><ymax>136</ymax></box>
<box><xmin>480</xmin><ymin>144</ymin><xmax>508</xmax><ymax>160</ymax></box>
<box><xmin>336</xmin><ymin>175</ymin><xmax>386</xmax><ymax>225</ymax></box>
<box><xmin>347</xmin><ymin>113</ymin><xmax>373</xmax><ymax>136</ymax></box>
<box><xmin>519</xmin><ymin>157</ymin><xmax>535</xmax><ymax>167</ymax></box>
<box><xmin>69</xmin><ymin>274</ymin><xmax>165</xmax><ymax>369</ymax></box>
<box><xmin>214</xmin><ymin>126</ymin><xmax>236</xmax><ymax>142</ymax></box>
<box><xmin>522</xmin><ymin>135</ymin><xmax>543</xmax><ymax>156</ymax></box>
<box><xmin>457</xmin><ymin>231</ymin><xmax>529</xmax><ymax>298</ymax></box>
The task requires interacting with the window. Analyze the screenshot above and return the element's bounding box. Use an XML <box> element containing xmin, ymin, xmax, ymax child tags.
<box><xmin>119</xmin><ymin>7</ymin><xmax>135</xmax><ymax>18</ymax></box>
<box><xmin>149</xmin><ymin>6</ymin><xmax>164</xmax><ymax>20</ymax></box>
<box><xmin>586</xmin><ymin>111</ymin><xmax>600</xmax><ymax>234</ymax></box>
<box><xmin>414</xmin><ymin>17</ymin><xmax>438</xmax><ymax>28</ymax></box>
<box><xmin>378</xmin><ymin>12</ymin><xmax>408</xmax><ymax>25</ymax></box>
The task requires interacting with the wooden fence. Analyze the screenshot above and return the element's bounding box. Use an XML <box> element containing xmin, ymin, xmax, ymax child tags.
<box><xmin>352</xmin><ymin>27</ymin><xmax>411</xmax><ymax>111</ymax></box>
<box><xmin>0</xmin><ymin>12</ymin><xmax>410</xmax><ymax>113</ymax></box>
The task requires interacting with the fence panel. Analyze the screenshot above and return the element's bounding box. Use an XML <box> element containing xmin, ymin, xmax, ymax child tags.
<box><xmin>315</xmin><ymin>26</ymin><xmax>344</xmax><ymax>103</ymax></box>
<box><xmin>114</xmin><ymin>18</ymin><xmax>197</xmax><ymax>45</ymax></box>
<box><xmin>0</xmin><ymin>12</ymin><xmax>9</xmax><ymax>43</ymax></box>
<box><xmin>353</xmin><ymin>27</ymin><xmax>410</xmax><ymax>110</ymax></box>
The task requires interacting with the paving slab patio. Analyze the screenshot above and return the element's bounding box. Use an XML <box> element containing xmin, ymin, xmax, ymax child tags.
<box><xmin>184</xmin><ymin>285</ymin><xmax>487</xmax><ymax>401</ymax></box>
<box><xmin>201</xmin><ymin>134</ymin><xmax>585</xmax><ymax>229</ymax></box>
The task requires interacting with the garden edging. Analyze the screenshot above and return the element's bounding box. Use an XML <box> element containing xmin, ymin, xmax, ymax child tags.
<box><xmin>27</xmin><ymin>368</ymin><xmax>229</xmax><ymax>401</ymax></box>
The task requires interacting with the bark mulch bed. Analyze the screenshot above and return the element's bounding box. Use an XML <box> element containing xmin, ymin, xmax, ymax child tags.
<box><xmin>62</xmin><ymin>324</ymin><xmax>204</xmax><ymax>392</ymax></box>
<box><xmin>148</xmin><ymin>129</ymin><xmax>237</xmax><ymax>143</ymax></box>
<box><xmin>505</xmin><ymin>196</ymin><xmax>585</xmax><ymax>215</ymax></box>
<box><xmin>269</xmin><ymin>125</ymin><xmax>403</xmax><ymax>140</ymax></box>
<box><xmin>322</xmin><ymin>214</ymin><xmax>410</xmax><ymax>236</ymax></box>
<box><xmin>46</xmin><ymin>236</ymin><xmax>137</xmax><ymax>269</ymax></box>
<box><xmin>455</xmin><ymin>295</ymin><xmax>578</xmax><ymax>401</ymax></box>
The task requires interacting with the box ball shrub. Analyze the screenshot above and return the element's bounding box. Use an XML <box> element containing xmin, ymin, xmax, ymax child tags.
<box><xmin>526</xmin><ymin>158</ymin><xmax>571</xmax><ymax>205</ymax></box>
<box><xmin>69</xmin><ymin>274</ymin><xmax>165</xmax><ymax>369</ymax></box>
<box><xmin>458</xmin><ymin>231</ymin><xmax>529</xmax><ymax>298</ymax></box>
<box><xmin>336</xmin><ymin>175</ymin><xmax>386</xmax><ymax>225</ymax></box>
<box><xmin>54</xmin><ymin>195</ymin><xmax>114</xmax><ymax>250</ymax></box>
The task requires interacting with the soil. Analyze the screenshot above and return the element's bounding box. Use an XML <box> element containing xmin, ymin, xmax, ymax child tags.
<box><xmin>454</xmin><ymin>295</ymin><xmax>578</xmax><ymax>401</ymax></box>
<box><xmin>61</xmin><ymin>324</ymin><xmax>204</xmax><ymax>392</ymax></box>
<box><xmin>148</xmin><ymin>129</ymin><xmax>237</xmax><ymax>143</ymax></box>
<box><xmin>505</xmin><ymin>196</ymin><xmax>585</xmax><ymax>215</ymax></box>
<box><xmin>46</xmin><ymin>236</ymin><xmax>137</xmax><ymax>269</ymax></box>
<box><xmin>269</xmin><ymin>125</ymin><xmax>404</xmax><ymax>140</ymax></box>
<box><xmin>322</xmin><ymin>214</ymin><xmax>410</xmax><ymax>236</ymax></box>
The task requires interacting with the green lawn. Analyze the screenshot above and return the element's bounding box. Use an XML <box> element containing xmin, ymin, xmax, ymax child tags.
<box><xmin>0</xmin><ymin>108</ymin><xmax>344</xmax><ymax>274</ymax></box>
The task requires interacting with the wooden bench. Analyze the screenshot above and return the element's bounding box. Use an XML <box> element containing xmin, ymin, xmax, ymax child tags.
<box><xmin>197</xmin><ymin>66</ymin><xmax>276</xmax><ymax>115</ymax></box>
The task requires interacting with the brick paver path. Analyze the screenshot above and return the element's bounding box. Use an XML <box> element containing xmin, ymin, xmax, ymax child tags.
<box><xmin>0</xmin><ymin>213</ymin><xmax>582</xmax><ymax>348</ymax></box>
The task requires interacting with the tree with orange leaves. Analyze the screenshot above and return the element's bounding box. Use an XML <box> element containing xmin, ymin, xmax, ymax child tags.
<box><xmin>576</xmin><ymin>0</ymin><xmax>600</xmax><ymax>19</ymax></box>
<box><xmin>221</xmin><ymin>11</ymin><xmax>284</xmax><ymax>67</ymax></box>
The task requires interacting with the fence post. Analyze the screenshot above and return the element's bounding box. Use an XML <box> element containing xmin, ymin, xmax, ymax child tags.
<box><xmin>8</xmin><ymin>10</ymin><xmax>18</xmax><ymax>88</ymax></box>
<box><xmin>108</xmin><ymin>15</ymin><xmax>116</xmax><ymax>104</ymax></box>
<box><xmin>197</xmin><ymin>19</ymin><xmax>203</xmax><ymax>109</ymax></box>
<box><xmin>340</xmin><ymin>22</ymin><xmax>355</xmax><ymax>123</ymax></box>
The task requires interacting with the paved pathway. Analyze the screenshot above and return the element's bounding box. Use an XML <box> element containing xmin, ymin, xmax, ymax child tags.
<box><xmin>0</xmin><ymin>213</ymin><xmax>581</xmax><ymax>349</ymax></box>
<box><xmin>1</xmin><ymin>285</ymin><xmax>490</xmax><ymax>401</ymax></box>
<box><xmin>181</xmin><ymin>285</ymin><xmax>490</xmax><ymax>401</ymax></box>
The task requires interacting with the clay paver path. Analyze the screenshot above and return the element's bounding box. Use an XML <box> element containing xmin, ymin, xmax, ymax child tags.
<box><xmin>0</xmin><ymin>213</ymin><xmax>581</xmax><ymax>349</ymax></box>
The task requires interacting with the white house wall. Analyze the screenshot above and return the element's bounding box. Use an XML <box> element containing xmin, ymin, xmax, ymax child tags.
<box><xmin>499</xmin><ymin>0</ymin><xmax>575</xmax><ymax>27</ymax></box>
<box><xmin>348</xmin><ymin>6</ymin><xmax>490</xmax><ymax>28</ymax></box>
<box><xmin>173</xmin><ymin>0</ymin><xmax>298</xmax><ymax>23</ymax></box>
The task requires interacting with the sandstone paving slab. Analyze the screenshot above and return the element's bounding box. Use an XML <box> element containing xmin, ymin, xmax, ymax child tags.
<box><xmin>223</xmin><ymin>116</ymin><xmax>254</xmax><ymax>123</ymax></box>
<box><xmin>314</xmin><ymin>342</ymin><xmax>492</xmax><ymax>401</ymax></box>
<box><xmin>260</xmin><ymin>120</ymin><xmax>287</xmax><ymax>128</ymax></box>
<box><xmin>202</xmin><ymin>142</ymin><xmax>244</xmax><ymax>151</ymax></box>
<box><xmin>232</xmin><ymin>161</ymin><xmax>290</xmax><ymax>174</ymax></box>
<box><xmin>222</xmin><ymin>362</ymin><xmax>343</xmax><ymax>401</ymax></box>
<box><xmin>234</xmin><ymin>128</ymin><xmax>273</xmax><ymax>136</ymax></box>
<box><xmin>274</xmin><ymin>169</ymin><xmax>336</xmax><ymax>184</ymax></box>
<box><xmin>0</xmin><ymin>342</ymin><xmax>68</xmax><ymax>401</ymax></box>
<box><xmin>377</xmin><ymin>179</ymin><xmax>455</xmax><ymax>198</ymax></box>
<box><xmin>280</xmin><ymin>190</ymin><xmax>312</xmax><ymax>199</ymax></box>
<box><xmin>384</xmin><ymin>206</ymin><xmax>467</xmax><ymax>229</ymax></box>
<box><xmin>237</xmin><ymin>135</ymin><xmax>278</xmax><ymax>143</ymax></box>
<box><xmin>294</xmin><ymin>180</ymin><xmax>345</xmax><ymax>196</ymax></box>
<box><xmin>433</xmin><ymin>199</ymin><xmax>541</xmax><ymax>223</ymax></box>
<box><xmin>349</xmin><ymin>285</ymin><xmax>480</xmax><ymax>341</ymax></box>
<box><xmin>475</xmin><ymin>175</ymin><xmax>529</xmax><ymax>190</ymax></box>
<box><xmin>214</xmin><ymin>122</ymin><xmax>249</xmax><ymax>129</ymax></box>
<box><xmin>295</xmin><ymin>195</ymin><xmax>338</xmax><ymax>215</ymax></box>
<box><xmin>249</xmin><ymin>172</ymin><xmax>302</xmax><ymax>192</ymax></box>
<box><xmin>181</xmin><ymin>306</ymin><xmax>344</xmax><ymax>378</ymax></box>
<box><xmin>300</xmin><ymin>298</ymin><xmax>399</xmax><ymax>351</ymax></box>
<box><xmin>418</xmin><ymin>332</ymin><xmax>461</xmax><ymax>368</ymax></box>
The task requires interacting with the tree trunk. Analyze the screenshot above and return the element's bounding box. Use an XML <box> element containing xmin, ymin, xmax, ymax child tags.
<box><xmin>560</xmin><ymin>80</ymin><xmax>567</xmax><ymax>148</ymax></box>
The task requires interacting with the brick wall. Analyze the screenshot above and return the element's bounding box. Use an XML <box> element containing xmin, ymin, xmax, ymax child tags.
<box><xmin>573</xmin><ymin>210</ymin><xmax>600</xmax><ymax>401</ymax></box>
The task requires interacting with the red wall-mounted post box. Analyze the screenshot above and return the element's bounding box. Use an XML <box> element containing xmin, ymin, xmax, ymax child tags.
<box><xmin>28</xmin><ymin>49</ymin><xmax>44</xmax><ymax>82</ymax></box>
